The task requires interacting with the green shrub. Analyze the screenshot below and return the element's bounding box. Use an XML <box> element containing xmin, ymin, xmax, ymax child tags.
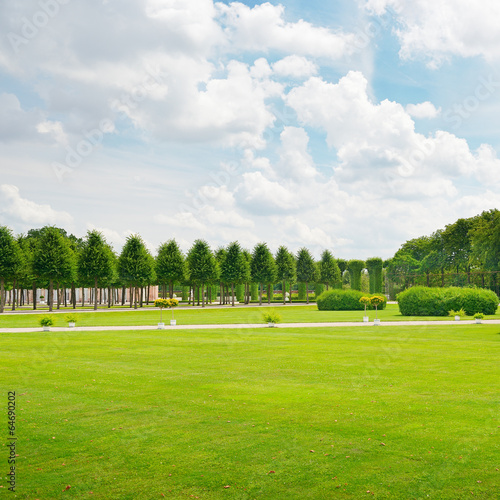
<box><xmin>65</xmin><ymin>313</ymin><xmax>78</xmax><ymax>324</ymax></box>
<box><xmin>262</xmin><ymin>311</ymin><xmax>282</xmax><ymax>324</ymax></box>
<box><xmin>448</xmin><ymin>309</ymin><xmax>466</xmax><ymax>318</ymax></box>
<box><xmin>316</xmin><ymin>290</ymin><xmax>387</xmax><ymax>311</ymax></box>
<box><xmin>397</xmin><ymin>287</ymin><xmax>499</xmax><ymax>316</ymax></box>
<box><xmin>40</xmin><ymin>315</ymin><xmax>55</xmax><ymax>327</ymax></box>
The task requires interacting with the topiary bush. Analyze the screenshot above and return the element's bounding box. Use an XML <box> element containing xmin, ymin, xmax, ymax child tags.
<box><xmin>397</xmin><ymin>286</ymin><xmax>499</xmax><ymax>316</ymax></box>
<box><xmin>317</xmin><ymin>290</ymin><xmax>387</xmax><ymax>311</ymax></box>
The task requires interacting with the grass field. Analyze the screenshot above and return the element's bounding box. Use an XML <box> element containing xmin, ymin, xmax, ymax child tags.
<box><xmin>1</xmin><ymin>322</ymin><xmax>499</xmax><ymax>499</ymax></box>
<box><xmin>2</xmin><ymin>303</ymin><xmax>500</xmax><ymax>329</ymax></box>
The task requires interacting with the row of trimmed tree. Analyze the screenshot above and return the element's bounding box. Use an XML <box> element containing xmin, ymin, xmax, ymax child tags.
<box><xmin>0</xmin><ymin>225</ymin><xmax>384</xmax><ymax>313</ymax></box>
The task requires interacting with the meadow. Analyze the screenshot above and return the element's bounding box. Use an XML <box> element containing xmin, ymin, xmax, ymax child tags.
<box><xmin>1</xmin><ymin>319</ymin><xmax>499</xmax><ymax>499</ymax></box>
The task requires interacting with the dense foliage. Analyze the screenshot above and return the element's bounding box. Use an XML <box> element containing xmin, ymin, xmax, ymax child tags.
<box><xmin>397</xmin><ymin>286</ymin><xmax>499</xmax><ymax>316</ymax></box>
<box><xmin>386</xmin><ymin>209</ymin><xmax>500</xmax><ymax>295</ymax></box>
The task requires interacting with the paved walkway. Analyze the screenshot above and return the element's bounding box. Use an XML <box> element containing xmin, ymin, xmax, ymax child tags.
<box><xmin>1</xmin><ymin>319</ymin><xmax>498</xmax><ymax>333</ymax></box>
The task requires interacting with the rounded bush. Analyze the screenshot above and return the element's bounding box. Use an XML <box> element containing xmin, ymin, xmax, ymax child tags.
<box><xmin>397</xmin><ymin>286</ymin><xmax>499</xmax><ymax>316</ymax></box>
<box><xmin>316</xmin><ymin>290</ymin><xmax>387</xmax><ymax>311</ymax></box>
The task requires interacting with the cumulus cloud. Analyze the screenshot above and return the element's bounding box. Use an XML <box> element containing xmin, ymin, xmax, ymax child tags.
<box><xmin>406</xmin><ymin>101</ymin><xmax>441</xmax><ymax>119</ymax></box>
<box><xmin>285</xmin><ymin>71</ymin><xmax>493</xmax><ymax>201</ymax></box>
<box><xmin>272</xmin><ymin>55</ymin><xmax>318</xmax><ymax>79</ymax></box>
<box><xmin>216</xmin><ymin>2</ymin><xmax>356</xmax><ymax>60</ymax></box>
<box><xmin>0</xmin><ymin>185</ymin><xmax>73</xmax><ymax>226</ymax></box>
<box><xmin>364</xmin><ymin>0</ymin><xmax>500</xmax><ymax>66</ymax></box>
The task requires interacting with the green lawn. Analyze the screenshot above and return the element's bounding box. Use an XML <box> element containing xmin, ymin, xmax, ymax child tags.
<box><xmin>1</xmin><ymin>324</ymin><xmax>499</xmax><ymax>499</ymax></box>
<box><xmin>2</xmin><ymin>303</ymin><xmax>500</xmax><ymax>329</ymax></box>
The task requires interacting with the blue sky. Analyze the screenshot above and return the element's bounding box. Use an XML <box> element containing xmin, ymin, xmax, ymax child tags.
<box><xmin>1</xmin><ymin>0</ymin><xmax>500</xmax><ymax>259</ymax></box>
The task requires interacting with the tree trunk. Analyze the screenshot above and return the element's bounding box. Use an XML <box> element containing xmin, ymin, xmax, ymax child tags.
<box><xmin>134</xmin><ymin>286</ymin><xmax>138</xmax><ymax>309</ymax></box>
<box><xmin>259</xmin><ymin>283</ymin><xmax>262</xmax><ymax>306</ymax></box>
<box><xmin>231</xmin><ymin>283</ymin><xmax>235</xmax><ymax>306</ymax></box>
<box><xmin>56</xmin><ymin>283</ymin><xmax>61</xmax><ymax>309</ymax></box>
<box><xmin>267</xmin><ymin>283</ymin><xmax>272</xmax><ymax>305</ymax></box>
<box><xmin>11</xmin><ymin>279</ymin><xmax>16</xmax><ymax>311</ymax></box>
<box><xmin>48</xmin><ymin>279</ymin><xmax>54</xmax><ymax>312</ymax></box>
<box><xmin>108</xmin><ymin>287</ymin><xmax>111</xmax><ymax>308</ymax></box>
<box><xmin>121</xmin><ymin>286</ymin><xmax>126</xmax><ymax>306</ymax></box>
<box><xmin>32</xmin><ymin>282</ymin><xmax>37</xmax><ymax>310</ymax></box>
<box><xmin>0</xmin><ymin>277</ymin><xmax>4</xmax><ymax>313</ymax></box>
<box><xmin>201</xmin><ymin>284</ymin><xmax>205</xmax><ymax>307</ymax></box>
<box><xmin>289</xmin><ymin>282</ymin><xmax>293</xmax><ymax>304</ymax></box>
<box><xmin>129</xmin><ymin>287</ymin><xmax>133</xmax><ymax>308</ymax></box>
<box><xmin>93</xmin><ymin>277</ymin><xmax>98</xmax><ymax>311</ymax></box>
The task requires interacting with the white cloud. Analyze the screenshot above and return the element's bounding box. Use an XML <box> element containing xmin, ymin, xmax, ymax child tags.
<box><xmin>0</xmin><ymin>93</ymin><xmax>47</xmax><ymax>143</ymax></box>
<box><xmin>85</xmin><ymin>223</ymin><xmax>134</xmax><ymax>252</ymax></box>
<box><xmin>406</xmin><ymin>101</ymin><xmax>441</xmax><ymax>119</ymax></box>
<box><xmin>216</xmin><ymin>2</ymin><xmax>356</xmax><ymax>60</ymax></box>
<box><xmin>0</xmin><ymin>185</ymin><xmax>73</xmax><ymax>226</ymax></box>
<box><xmin>236</xmin><ymin>171</ymin><xmax>297</xmax><ymax>213</ymax></box>
<box><xmin>276</xmin><ymin>127</ymin><xmax>317</xmax><ymax>181</ymax></box>
<box><xmin>37</xmin><ymin>120</ymin><xmax>68</xmax><ymax>145</ymax></box>
<box><xmin>272</xmin><ymin>55</ymin><xmax>318</xmax><ymax>79</ymax></box>
<box><xmin>155</xmin><ymin>211</ymin><xmax>206</xmax><ymax>232</ymax></box>
<box><xmin>285</xmin><ymin>71</ymin><xmax>491</xmax><ymax>201</ymax></box>
<box><xmin>365</xmin><ymin>0</ymin><xmax>500</xmax><ymax>66</ymax></box>
<box><xmin>281</xmin><ymin>216</ymin><xmax>336</xmax><ymax>249</ymax></box>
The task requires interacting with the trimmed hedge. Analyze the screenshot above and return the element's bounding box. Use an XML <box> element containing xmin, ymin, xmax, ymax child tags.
<box><xmin>316</xmin><ymin>290</ymin><xmax>387</xmax><ymax>311</ymax></box>
<box><xmin>397</xmin><ymin>286</ymin><xmax>499</xmax><ymax>316</ymax></box>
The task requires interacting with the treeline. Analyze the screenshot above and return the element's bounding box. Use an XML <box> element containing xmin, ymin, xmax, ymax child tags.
<box><xmin>385</xmin><ymin>208</ymin><xmax>500</xmax><ymax>291</ymax></box>
<box><xmin>0</xmin><ymin>225</ymin><xmax>385</xmax><ymax>313</ymax></box>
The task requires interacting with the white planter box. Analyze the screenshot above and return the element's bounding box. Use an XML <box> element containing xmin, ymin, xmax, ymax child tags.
<box><xmin>68</xmin><ymin>322</ymin><xmax>76</xmax><ymax>328</ymax></box>
<box><xmin>268</xmin><ymin>322</ymin><xmax>276</xmax><ymax>328</ymax></box>
<box><xmin>43</xmin><ymin>326</ymin><xmax>51</xmax><ymax>332</ymax></box>
<box><xmin>158</xmin><ymin>322</ymin><xmax>165</xmax><ymax>329</ymax></box>
<box><xmin>454</xmin><ymin>316</ymin><xmax>461</xmax><ymax>321</ymax></box>
<box><xmin>170</xmin><ymin>319</ymin><xmax>177</xmax><ymax>326</ymax></box>
<box><xmin>373</xmin><ymin>319</ymin><xmax>381</xmax><ymax>325</ymax></box>
<box><xmin>475</xmin><ymin>319</ymin><xmax>482</xmax><ymax>324</ymax></box>
<box><xmin>363</xmin><ymin>316</ymin><xmax>369</xmax><ymax>322</ymax></box>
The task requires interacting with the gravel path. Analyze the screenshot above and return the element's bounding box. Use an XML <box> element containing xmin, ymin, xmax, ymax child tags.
<box><xmin>1</xmin><ymin>319</ymin><xmax>498</xmax><ymax>333</ymax></box>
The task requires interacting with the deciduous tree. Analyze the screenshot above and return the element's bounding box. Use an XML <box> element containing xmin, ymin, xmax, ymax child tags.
<box><xmin>296</xmin><ymin>248</ymin><xmax>317</xmax><ymax>304</ymax></box>
<box><xmin>78</xmin><ymin>230</ymin><xmax>116</xmax><ymax>310</ymax></box>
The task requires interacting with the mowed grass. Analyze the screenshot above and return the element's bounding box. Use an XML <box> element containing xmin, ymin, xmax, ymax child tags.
<box><xmin>1</xmin><ymin>324</ymin><xmax>499</xmax><ymax>499</ymax></box>
<box><xmin>2</xmin><ymin>303</ymin><xmax>500</xmax><ymax>328</ymax></box>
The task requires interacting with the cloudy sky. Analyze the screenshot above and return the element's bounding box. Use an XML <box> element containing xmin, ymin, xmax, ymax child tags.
<box><xmin>1</xmin><ymin>0</ymin><xmax>500</xmax><ymax>259</ymax></box>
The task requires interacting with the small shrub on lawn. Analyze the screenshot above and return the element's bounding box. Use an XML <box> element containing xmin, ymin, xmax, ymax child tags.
<box><xmin>397</xmin><ymin>286</ymin><xmax>498</xmax><ymax>316</ymax></box>
<box><xmin>40</xmin><ymin>315</ymin><xmax>55</xmax><ymax>327</ymax></box>
<box><xmin>262</xmin><ymin>311</ymin><xmax>282</xmax><ymax>324</ymax></box>
<box><xmin>448</xmin><ymin>309</ymin><xmax>466</xmax><ymax>318</ymax></box>
<box><xmin>317</xmin><ymin>290</ymin><xmax>387</xmax><ymax>311</ymax></box>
